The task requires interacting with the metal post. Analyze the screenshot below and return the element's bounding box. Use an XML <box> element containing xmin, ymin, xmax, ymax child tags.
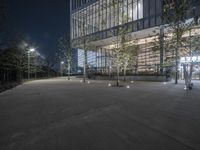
<box><xmin>28</xmin><ymin>51</ymin><xmax>30</xmax><ymax>80</ymax></box>
<box><xmin>34</xmin><ymin>60</ymin><xmax>37</xmax><ymax>80</ymax></box>
<box><xmin>60</xmin><ymin>63</ymin><xmax>63</xmax><ymax>77</ymax></box>
<box><xmin>68</xmin><ymin>60</ymin><xmax>70</xmax><ymax>80</ymax></box>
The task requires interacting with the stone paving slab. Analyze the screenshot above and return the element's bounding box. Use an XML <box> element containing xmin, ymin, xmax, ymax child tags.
<box><xmin>0</xmin><ymin>78</ymin><xmax>200</xmax><ymax>150</ymax></box>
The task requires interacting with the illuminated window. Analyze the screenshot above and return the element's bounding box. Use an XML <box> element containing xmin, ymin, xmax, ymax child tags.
<box><xmin>138</xmin><ymin>0</ymin><xmax>143</xmax><ymax>19</ymax></box>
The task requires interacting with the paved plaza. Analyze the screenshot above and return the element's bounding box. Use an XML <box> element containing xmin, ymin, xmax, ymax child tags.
<box><xmin>0</xmin><ymin>78</ymin><xmax>200</xmax><ymax>150</ymax></box>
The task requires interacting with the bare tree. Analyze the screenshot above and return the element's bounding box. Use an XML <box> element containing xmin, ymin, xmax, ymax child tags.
<box><xmin>163</xmin><ymin>0</ymin><xmax>200</xmax><ymax>89</ymax></box>
<box><xmin>182</xmin><ymin>24</ymin><xmax>200</xmax><ymax>89</ymax></box>
<box><xmin>58</xmin><ymin>35</ymin><xmax>72</xmax><ymax>80</ymax></box>
<box><xmin>106</xmin><ymin>0</ymin><xmax>137</xmax><ymax>86</ymax></box>
<box><xmin>162</xmin><ymin>0</ymin><xmax>191</xmax><ymax>84</ymax></box>
<box><xmin>72</xmin><ymin>14</ymin><xmax>93</xmax><ymax>83</ymax></box>
<box><xmin>45</xmin><ymin>52</ymin><xmax>60</xmax><ymax>78</ymax></box>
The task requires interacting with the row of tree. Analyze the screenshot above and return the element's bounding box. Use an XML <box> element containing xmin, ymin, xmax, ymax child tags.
<box><xmin>0</xmin><ymin>37</ymin><xmax>59</xmax><ymax>83</ymax></box>
<box><xmin>0</xmin><ymin>32</ymin><xmax>74</xmax><ymax>84</ymax></box>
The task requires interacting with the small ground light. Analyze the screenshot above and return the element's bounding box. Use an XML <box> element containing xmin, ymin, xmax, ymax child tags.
<box><xmin>108</xmin><ymin>83</ymin><xmax>111</xmax><ymax>87</ymax></box>
<box><xmin>87</xmin><ymin>81</ymin><xmax>90</xmax><ymax>84</ymax></box>
<box><xmin>163</xmin><ymin>82</ymin><xmax>167</xmax><ymax>85</ymax></box>
<box><xmin>126</xmin><ymin>85</ymin><xmax>130</xmax><ymax>89</ymax></box>
<box><xmin>80</xmin><ymin>80</ymin><xmax>83</xmax><ymax>83</ymax></box>
<box><xmin>131</xmin><ymin>81</ymin><xmax>134</xmax><ymax>83</ymax></box>
<box><xmin>184</xmin><ymin>86</ymin><xmax>187</xmax><ymax>90</ymax></box>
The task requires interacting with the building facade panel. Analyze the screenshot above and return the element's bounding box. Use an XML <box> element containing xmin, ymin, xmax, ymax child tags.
<box><xmin>71</xmin><ymin>0</ymin><xmax>154</xmax><ymax>40</ymax></box>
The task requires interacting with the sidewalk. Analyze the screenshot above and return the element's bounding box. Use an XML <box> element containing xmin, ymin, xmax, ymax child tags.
<box><xmin>0</xmin><ymin>78</ymin><xmax>200</xmax><ymax>150</ymax></box>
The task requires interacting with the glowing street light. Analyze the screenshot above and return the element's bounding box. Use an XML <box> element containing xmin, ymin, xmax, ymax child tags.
<box><xmin>30</xmin><ymin>48</ymin><xmax>35</xmax><ymax>52</ymax></box>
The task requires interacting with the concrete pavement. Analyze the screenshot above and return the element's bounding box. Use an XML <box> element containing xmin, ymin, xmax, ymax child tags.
<box><xmin>0</xmin><ymin>78</ymin><xmax>200</xmax><ymax>150</ymax></box>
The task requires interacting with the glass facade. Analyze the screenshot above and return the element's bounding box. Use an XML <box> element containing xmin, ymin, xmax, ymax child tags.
<box><xmin>71</xmin><ymin>0</ymin><xmax>147</xmax><ymax>40</ymax></box>
<box><xmin>71</xmin><ymin>0</ymin><xmax>163</xmax><ymax>43</ymax></box>
<box><xmin>71</xmin><ymin>0</ymin><xmax>163</xmax><ymax>74</ymax></box>
<box><xmin>77</xmin><ymin>49</ymin><xmax>97</xmax><ymax>67</ymax></box>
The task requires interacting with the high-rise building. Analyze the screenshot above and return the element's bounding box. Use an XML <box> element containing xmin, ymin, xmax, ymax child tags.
<box><xmin>70</xmin><ymin>0</ymin><xmax>200</xmax><ymax>79</ymax></box>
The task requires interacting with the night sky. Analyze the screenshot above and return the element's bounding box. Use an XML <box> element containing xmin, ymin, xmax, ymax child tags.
<box><xmin>7</xmin><ymin>0</ymin><xmax>70</xmax><ymax>56</ymax></box>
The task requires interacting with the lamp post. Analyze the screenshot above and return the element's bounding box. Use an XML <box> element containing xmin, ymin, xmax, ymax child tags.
<box><xmin>28</xmin><ymin>48</ymin><xmax>35</xmax><ymax>80</ymax></box>
<box><xmin>60</xmin><ymin>61</ymin><xmax>64</xmax><ymax>77</ymax></box>
<box><xmin>34</xmin><ymin>55</ymin><xmax>38</xmax><ymax>80</ymax></box>
<box><xmin>67</xmin><ymin>60</ymin><xmax>70</xmax><ymax>80</ymax></box>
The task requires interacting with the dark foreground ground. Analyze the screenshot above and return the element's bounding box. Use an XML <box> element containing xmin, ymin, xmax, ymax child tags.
<box><xmin>0</xmin><ymin>78</ymin><xmax>200</xmax><ymax>150</ymax></box>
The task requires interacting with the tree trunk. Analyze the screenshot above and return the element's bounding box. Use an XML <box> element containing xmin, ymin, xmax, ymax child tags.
<box><xmin>183</xmin><ymin>64</ymin><xmax>188</xmax><ymax>89</ymax></box>
<box><xmin>3</xmin><ymin>70</ymin><xmax>6</xmax><ymax>82</ymax></box>
<box><xmin>183</xmin><ymin>63</ymin><xmax>193</xmax><ymax>90</ymax></box>
<box><xmin>175</xmin><ymin>39</ymin><xmax>179</xmax><ymax>84</ymax></box>
<box><xmin>68</xmin><ymin>64</ymin><xmax>70</xmax><ymax>80</ymax></box>
<box><xmin>116</xmin><ymin>65</ymin><xmax>120</xmax><ymax>86</ymax></box>
<box><xmin>35</xmin><ymin>72</ymin><xmax>37</xmax><ymax>80</ymax></box>
<box><xmin>34</xmin><ymin>65</ymin><xmax>37</xmax><ymax>80</ymax></box>
<box><xmin>109</xmin><ymin>66</ymin><xmax>111</xmax><ymax>80</ymax></box>
<box><xmin>188</xmin><ymin>63</ymin><xmax>193</xmax><ymax>89</ymax></box>
<box><xmin>135</xmin><ymin>57</ymin><xmax>138</xmax><ymax>74</ymax></box>
<box><xmin>83</xmin><ymin>50</ymin><xmax>87</xmax><ymax>83</ymax></box>
<box><xmin>19</xmin><ymin>61</ymin><xmax>23</xmax><ymax>81</ymax></box>
<box><xmin>123</xmin><ymin>67</ymin><xmax>126</xmax><ymax>82</ymax></box>
<box><xmin>83</xmin><ymin>62</ymin><xmax>86</xmax><ymax>83</ymax></box>
<box><xmin>160</xmin><ymin>26</ymin><xmax>164</xmax><ymax>75</ymax></box>
<box><xmin>47</xmin><ymin>68</ymin><xmax>50</xmax><ymax>78</ymax></box>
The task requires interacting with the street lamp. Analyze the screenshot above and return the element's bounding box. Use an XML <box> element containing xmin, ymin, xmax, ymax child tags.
<box><xmin>60</xmin><ymin>61</ymin><xmax>64</xmax><ymax>77</ymax></box>
<box><xmin>28</xmin><ymin>48</ymin><xmax>35</xmax><ymax>80</ymax></box>
<box><xmin>30</xmin><ymin>48</ymin><xmax>35</xmax><ymax>52</ymax></box>
<box><xmin>67</xmin><ymin>60</ymin><xmax>71</xmax><ymax>80</ymax></box>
